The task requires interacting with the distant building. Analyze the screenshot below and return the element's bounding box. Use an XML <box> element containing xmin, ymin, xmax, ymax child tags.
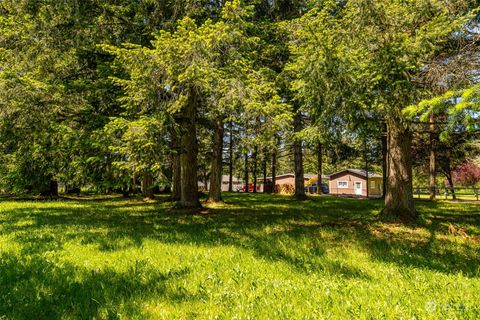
<box><xmin>329</xmin><ymin>169</ymin><xmax>383</xmax><ymax>197</ymax></box>
<box><xmin>199</xmin><ymin>175</ymin><xmax>243</xmax><ymax>192</ymax></box>
<box><xmin>263</xmin><ymin>173</ymin><xmax>330</xmax><ymax>193</ymax></box>
<box><xmin>270</xmin><ymin>173</ymin><xmax>329</xmax><ymax>186</ymax></box>
<box><xmin>221</xmin><ymin>175</ymin><xmax>243</xmax><ymax>192</ymax></box>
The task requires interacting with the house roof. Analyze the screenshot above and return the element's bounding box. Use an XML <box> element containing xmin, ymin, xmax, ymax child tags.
<box><xmin>265</xmin><ymin>173</ymin><xmax>331</xmax><ymax>180</ymax></box>
<box><xmin>330</xmin><ymin>169</ymin><xmax>382</xmax><ymax>179</ymax></box>
<box><xmin>221</xmin><ymin>175</ymin><xmax>242</xmax><ymax>183</ymax></box>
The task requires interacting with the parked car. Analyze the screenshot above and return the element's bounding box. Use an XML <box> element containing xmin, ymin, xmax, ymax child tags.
<box><xmin>306</xmin><ymin>183</ymin><xmax>330</xmax><ymax>194</ymax></box>
<box><xmin>237</xmin><ymin>184</ymin><xmax>260</xmax><ymax>192</ymax></box>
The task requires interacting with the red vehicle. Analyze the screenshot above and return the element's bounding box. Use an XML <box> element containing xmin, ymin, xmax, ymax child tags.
<box><xmin>237</xmin><ymin>184</ymin><xmax>260</xmax><ymax>192</ymax></box>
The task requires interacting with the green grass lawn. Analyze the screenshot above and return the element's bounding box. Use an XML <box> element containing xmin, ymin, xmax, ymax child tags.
<box><xmin>0</xmin><ymin>194</ymin><xmax>479</xmax><ymax>319</ymax></box>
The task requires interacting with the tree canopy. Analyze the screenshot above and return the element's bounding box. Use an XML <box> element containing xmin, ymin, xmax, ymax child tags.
<box><xmin>0</xmin><ymin>0</ymin><xmax>479</xmax><ymax>221</ymax></box>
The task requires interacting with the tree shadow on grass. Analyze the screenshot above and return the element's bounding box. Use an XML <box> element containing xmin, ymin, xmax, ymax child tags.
<box><xmin>356</xmin><ymin>200</ymin><xmax>480</xmax><ymax>277</ymax></box>
<box><xmin>0</xmin><ymin>194</ymin><xmax>478</xmax><ymax>283</ymax></box>
<box><xmin>361</xmin><ymin>225</ymin><xmax>480</xmax><ymax>277</ymax></box>
<box><xmin>0</xmin><ymin>197</ymin><xmax>377</xmax><ymax>280</ymax></box>
<box><xmin>0</xmin><ymin>252</ymin><xmax>193</xmax><ymax>320</ymax></box>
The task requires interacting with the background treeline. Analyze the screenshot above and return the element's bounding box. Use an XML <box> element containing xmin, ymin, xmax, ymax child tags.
<box><xmin>0</xmin><ymin>0</ymin><xmax>479</xmax><ymax>222</ymax></box>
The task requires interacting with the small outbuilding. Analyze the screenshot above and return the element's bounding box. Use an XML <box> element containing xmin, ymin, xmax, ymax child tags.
<box><xmin>261</xmin><ymin>173</ymin><xmax>330</xmax><ymax>194</ymax></box>
<box><xmin>329</xmin><ymin>169</ymin><xmax>383</xmax><ymax>198</ymax></box>
<box><xmin>221</xmin><ymin>175</ymin><xmax>243</xmax><ymax>192</ymax></box>
<box><xmin>266</xmin><ymin>174</ymin><xmax>330</xmax><ymax>188</ymax></box>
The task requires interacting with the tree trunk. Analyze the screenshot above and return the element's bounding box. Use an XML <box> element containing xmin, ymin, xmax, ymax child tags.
<box><xmin>130</xmin><ymin>174</ymin><xmax>138</xmax><ymax>194</ymax></box>
<box><xmin>381</xmin><ymin>120</ymin><xmax>418</xmax><ymax>222</ymax></box>
<box><xmin>446</xmin><ymin>174</ymin><xmax>456</xmax><ymax>200</ymax></box>
<box><xmin>244</xmin><ymin>153</ymin><xmax>249</xmax><ymax>193</ymax></box>
<box><xmin>272</xmin><ymin>149</ymin><xmax>277</xmax><ymax>193</ymax></box>
<box><xmin>40</xmin><ymin>179</ymin><xmax>58</xmax><ymax>197</ymax></box>
<box><xmin>208</xmin><ymin>119</ymin><xmax>225</xmax><ymax>203</ymax></box>
<box><xmin>179</xmin><ymin>89</ymin><xmax>201</xmax><ymax>208</ymax></box>
<box><xmin>253</xmin><ymin>146</ymin><xmax>258</xmax><ymax>193</ymax></box>
<box><xmin>293</xmin><ymin>106</ymin><xmax>306</xmax><ymax>199</ymax></box>
<box><xmin>204</xmin><ymin>171</ymin><xmax>209</xmax><ymax>192</ymax></box>
<box><xmin>364</xmin><ymin>139</ymin><xmax>369</xmax><ymax>198</ymax></box>
<box><xmin>429</xmin><ymin>113</ymin><xmax>437</xmax><ymax>200</ymax></box>
<box><xmin>263</xmin><ymin>151</ymin><xmax>267</xmax><ymax>193</ymax></box>
<box><xmin>171</xmin><ymin>131</ymin><xmax>182</xmax><ymax>202</ymax></box>
<box><xmin>142</xmin><ymin>171</ymin><xmax>154</xmax><ymax>199</ymax></box>
<box><xmin>228</xmin><ymin>121</ymin><xmax>234</xmax><ymax>192</ymax></box>
<box><xmin>382</xmin><ymin>123</ymin><xmax>388</xmax><ymax>199</ymax></box>
<box><xmin>444</xmin><ymin>158</ymin><xmax>457</xmax><ymax>200</ymax></box>
<box><xmin>317</xmin><ymin>142</ymin><xmax>323</xmax><ymax>194</ymax></box>
<box><xmin>50</xmin><ymin>180</ymin><xmax>58</xmax><ymax>197</ymax></box>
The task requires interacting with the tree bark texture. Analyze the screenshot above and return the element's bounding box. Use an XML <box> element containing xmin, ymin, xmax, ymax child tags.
<box><xmin>244</xmin><ymin>153</ymin><xmax>249</xmax><ymax>193</ymax></box>
<box><xmin>381</xmin><ymin>123</ymin><xmax>388</xmax><ymax>199</ymax></box>
<box><xmin>142</xmin><ymin>171</ymin><xmax>154</xmax><ymax>199</ymax></box>
<box><xmin>364</xmin><ymin>139</ymin><xmax>369</xmax><ymax>198</ymax></box>
<box><xmin>253</xmin><ymin>146</ymin><xmax>258</xmax><ymax>193</ymax></box>
<box><xmin>179</xmin><ymin>89</ymin><xmax>201</xmax><ymax>208</ymax></box>
<box><xmin>429</xmin><ymin>113</ymin><xmax>437</xmax><ymax>200</ymax></box>
<box><xmin>444</xmin><ymin>156</ymin><xmax>457</xmax><ymax>200</ymax></box>
<box><xmin>317</xmin><ymin>142</ymin><xmax>323</xmax><ymax>195</ymax></box>
<box><xmin>171</xmin><ymin>131</ymin><xmax>182</xmax><ymax>202</ymax></box>
<box><xmin>293</xmin><ymin>106</ymin><xmax>306</xmax><ymax>199</ymax></box>
<box><xmin>208</xmin><ymin>118</ymin><xmax>225</xmax><ymax>203</ymax></box>
<box><xmin>228</xmin><ymin>121</ymin><xmax>234</xmax><ymax>192</ymax></box>
<box><xmin>381</xmin><ymin>120</ymin><xmax>418</xmax><ymax>222</ymax></box>
<box><xmin>263</xmin><ymin>152</ymin><xmax>267</xmax><ymax>194</ymax></box>
<box><xmin>272</xmin><ymin>149</ymin><xmax>277</xmax><ymax>193</ymax></box>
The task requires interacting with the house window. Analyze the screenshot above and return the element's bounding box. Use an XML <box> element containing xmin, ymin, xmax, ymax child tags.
<box><xmin>371</xmin><ymin>181</ymin><xmax>376</xmax><ymax>189</ymax></box>
<box><xmin>337</xmin><ymin>181</ymin><xmax>348</xmax><ymax>189</ymax></box>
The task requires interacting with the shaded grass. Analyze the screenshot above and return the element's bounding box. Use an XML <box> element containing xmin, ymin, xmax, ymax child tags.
<box><xmin>0</xmin><ymin>193</ymin><xmax>479</xmax><ymax>319</ymax></box>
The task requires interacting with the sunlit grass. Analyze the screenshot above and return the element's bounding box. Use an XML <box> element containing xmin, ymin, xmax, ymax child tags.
<box><xmin>0</xmin><ymin>194</ymin><xmax>479</xmax><ymax>319</ymax></box>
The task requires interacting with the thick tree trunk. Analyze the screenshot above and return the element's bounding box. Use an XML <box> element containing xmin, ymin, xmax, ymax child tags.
<box><xmin>171</xmin><ymin>132</ymin><xmax>182</xmax><ymax>202</ymax></box>
<box><xmin>208</xmin><ymin>119</ymin><xmax>225</xmax><ymax>203</ymax></box>
<box><xmin>253</xmin><ymin>146</ymin><xmax>258</xmax><ymax>193</ymax></box>
<box><xmin>317</xmin><ymin>142</ymin><xmax>323</xmax><ymax>194</ymax></box>
<box><xmin>178</xmin><ymin>89</ymin><xmax>201</xmax><ymax>208</ymax></box>
<box><xmin>272</xmin><ymin>149</ymin><xmax>277</xmax><ymax>193</ymax></box>
<box><xmin>228</xmin><ymin>121</ymin><xmax>234</xmax><ymax>192</ymax></box>
<box><xmin>382</xmin><ymin>123</ymin><xmax>388</xmax><ymax>199</ymax></box>
<box><xmin>142</xmin><ymin>171</ymin><xmax>154</xmax><ymax>199</ymax></box>
<box><xmin>293</xmin><ymin>106</ymin><xmax>306</xmax><ymax>199</ymax></box>
<box><xmin>381</xmin><ymin>120</ymin><xmax>418</xmax><ymax>222</ymax></box>
<box><xmin>244</xmin><ymin>153</ymin><xmax>249</xmax><ymax>193</ymax></box>
<box><xmin>429</xmin><ymin>113</ymin><xmax>437</xmax><ymax>200</ymax></box>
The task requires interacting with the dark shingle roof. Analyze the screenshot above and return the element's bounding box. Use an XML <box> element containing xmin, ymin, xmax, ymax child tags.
<box><xmin>330</xmin><ymin>169</ymin><xmax>382</xmax><ymax>179</ymax></box>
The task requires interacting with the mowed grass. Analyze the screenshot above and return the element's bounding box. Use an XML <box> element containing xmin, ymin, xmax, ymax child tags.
<box><xmin>0</xmin><ymin>194</ymin><xmax>479</xmax><ymax>319</ymax></box>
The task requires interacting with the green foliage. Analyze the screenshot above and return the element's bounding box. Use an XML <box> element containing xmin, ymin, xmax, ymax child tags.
<box><xmin>0</xmin><ymin>0</ymin><xmax>477</xmax><ymax>196</ymax></box>
<box><xmin>289</xmin><ymin>0</ymin><xmax>473</xmax><ymax>125</ymax></box>
<box><xmin>105</xmin><ymin>116</ymin><xmax>170</xmax><ymax>177</ymax></box>
<box><xmin>103</xmin><ymin>0</ymin><xmax>291</xmax><ymax>166</ymax></box>
<box><xmin>405</xmin><ymin>83</ymin><xmax>480</xmax><ymax>138</ymax></box>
